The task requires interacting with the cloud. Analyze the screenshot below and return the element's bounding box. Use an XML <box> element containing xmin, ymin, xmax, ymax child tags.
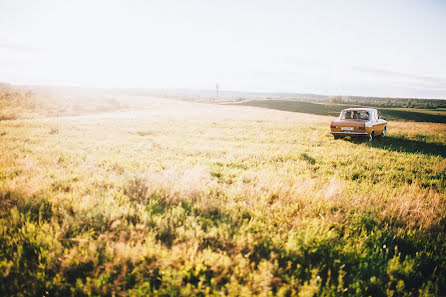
<box><xmin>353</xmin><ymin>66</ymin><xmax>446</xmax><ymax>91</ymax></box>
<box><xmin>0</xmin><ymin>42</ymin><xmax>41</xmax><ymax>52</ymax></box>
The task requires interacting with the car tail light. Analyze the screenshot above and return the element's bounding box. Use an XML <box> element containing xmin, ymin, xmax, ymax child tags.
<box><xmin>357</xmin><ymin>126</ymin><xmax>365</xmax><ymax>130</ymax></box>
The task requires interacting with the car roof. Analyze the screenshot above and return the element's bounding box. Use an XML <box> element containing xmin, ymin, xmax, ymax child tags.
<box><xmin>342</xmin><ymin>108</ymin><xmax>377</xmax><ymax>112</ymax></box>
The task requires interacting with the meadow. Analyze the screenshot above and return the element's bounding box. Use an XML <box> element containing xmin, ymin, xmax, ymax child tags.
<box><xmin>0</xmin><ymin>93</ymin><xmax>445</xmax><ymax>296</ymax></box>
<box><xmin>235</xmin><ymin>100</ymin><xmax>446</xmax><ymax>123</ymax></box>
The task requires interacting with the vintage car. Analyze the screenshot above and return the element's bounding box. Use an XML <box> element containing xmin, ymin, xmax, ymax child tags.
<box><xmin>330</xmin><ymin>108</ymin><xmax>387</xmax><ymax>140</ymax></box>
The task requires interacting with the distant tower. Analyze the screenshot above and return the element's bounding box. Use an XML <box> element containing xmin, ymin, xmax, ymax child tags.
<box><xmin>216</xmin><ymin>83</ymin><xmax>219</xmax><ymax>99</ymax></box>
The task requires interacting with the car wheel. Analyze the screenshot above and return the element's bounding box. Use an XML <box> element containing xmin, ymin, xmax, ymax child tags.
<box><xmin>381</xmin><ymin>127</ymin><xmax>386</xmax><ymax>137</ymax></box>
<box><xmin>369</xmin><ymin>131</ymin><xmax>374</xmax><ymax>141</ymax></box>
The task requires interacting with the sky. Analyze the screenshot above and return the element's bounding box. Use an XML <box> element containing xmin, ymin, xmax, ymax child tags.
<box><xmin>0</xmin><ymin>0</ymin><xmax>445</xmax><ymax>98</ymax></box>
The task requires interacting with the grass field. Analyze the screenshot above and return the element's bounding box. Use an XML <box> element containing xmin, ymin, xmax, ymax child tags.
<box><xmin>234</xmin><ymin>100</ymin><xmax>446</xmax><ymax>124</ymax></box>
<box><xmin>1</xmin><ymin>97</ymin><xmax>445</xmax><ymax>296</ymax></box>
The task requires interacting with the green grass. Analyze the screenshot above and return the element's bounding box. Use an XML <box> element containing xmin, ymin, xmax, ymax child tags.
<box><xmin>0</xmin><ymin>98</ymin><xmax>445</xmax><ymax>296</ymax></box>
<box><xmin>234</xmin><ymin>100</ymin><xmax>446</xmax><ymax>123</ymax></box>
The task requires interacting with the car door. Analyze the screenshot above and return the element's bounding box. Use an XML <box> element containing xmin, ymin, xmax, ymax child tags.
<box><xmin>374</xmin><ymin>111</ymin><xmax>385</xmax><ymax>134</ymax></box>
<box><xmin>369</xmin><ymin>111</ymin><xmax>379</xmax><ymax>134</ymax></box>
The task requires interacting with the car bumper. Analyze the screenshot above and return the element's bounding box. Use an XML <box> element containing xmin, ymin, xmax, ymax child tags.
<box><xmin>330</xmin><ymin>131</ymin><xmax>368</xmax><ymax>136</ymax></box>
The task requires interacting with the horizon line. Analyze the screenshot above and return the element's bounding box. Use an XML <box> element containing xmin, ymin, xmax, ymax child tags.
<box><xmin>1</xmin><ymin>80</ymin><xmax>445</xmax><ymax>101</ymax></box>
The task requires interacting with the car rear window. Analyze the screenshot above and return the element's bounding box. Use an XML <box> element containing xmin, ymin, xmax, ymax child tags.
<box><xmin>340</xmin><ymin>110</ymin><xmax>369</xmax><ymax>120</ymax></box>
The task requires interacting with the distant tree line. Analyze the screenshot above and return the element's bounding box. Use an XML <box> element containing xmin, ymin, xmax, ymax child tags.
<box><xmin>327</xmin><ymin>96</ymin><xmax>446</xmax><ymax>109</ymax></box>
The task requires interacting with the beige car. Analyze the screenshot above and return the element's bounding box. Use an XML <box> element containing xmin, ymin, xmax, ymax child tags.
<box><xmin>330</xmin><ymin>108</ymin><xmax>387</xmax><ymax>140</ymax></box>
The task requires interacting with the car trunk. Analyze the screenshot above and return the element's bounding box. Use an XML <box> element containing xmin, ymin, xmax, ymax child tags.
<box><xmin>330</xmin><ymin>120</ymin><xmax>366</xmax><ymax>132</ymax></box>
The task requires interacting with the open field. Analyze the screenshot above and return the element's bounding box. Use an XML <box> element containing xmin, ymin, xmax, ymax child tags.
<box><xmin>1</xmin><ymin>97</ymin><xmax>446</xmax><ymax>296</ymax></box>
<box><xmin>234</xmin><ymin>100</ymin><xmax>446</xmax><ymax>123</ymax></box>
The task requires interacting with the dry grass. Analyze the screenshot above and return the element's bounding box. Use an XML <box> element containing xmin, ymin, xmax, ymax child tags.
<box><xmin>0</xmin><ymin>96</ymin><xmax>445</xmax><ymax>296</ymax></box>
